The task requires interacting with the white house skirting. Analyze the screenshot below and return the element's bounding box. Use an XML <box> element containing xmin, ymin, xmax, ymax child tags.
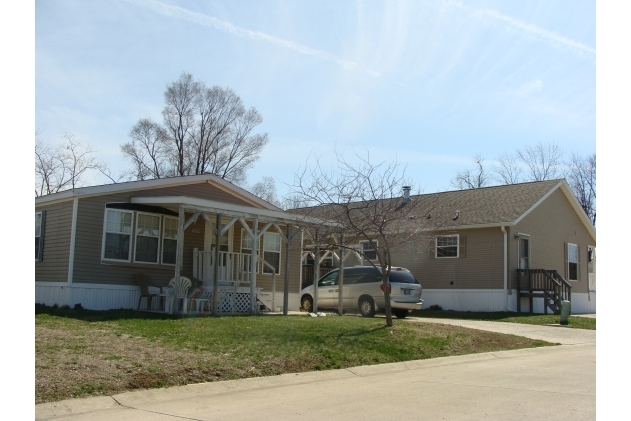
<box><xmin>35</xmin><ymin>282</ymin><xmax>302</xmax><ymax>312</ymax></box>
<box><xmin>36</xmin><ymin>282</ymin><xmax>139</xmax><ymax>310</ymax></box>
<box><xmin>421</xmin><ymin>289</ymin><xmax>506</xmax><ymax>312</ymax></box>
<box><xmin>35</xmin><ymin>282</ymin><xmax>71</xmax><ymax>308</ymax></box>
<box><xmin>506</xmin><ymin>290</ymin><xmax>596</xmax><ymax>314</ymax></box>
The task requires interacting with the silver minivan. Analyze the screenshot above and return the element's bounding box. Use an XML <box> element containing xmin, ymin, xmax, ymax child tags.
<box><xmin>300</xmin><ymin>266</ymin><xmax>423</xmax><ymax>318</ymax></box>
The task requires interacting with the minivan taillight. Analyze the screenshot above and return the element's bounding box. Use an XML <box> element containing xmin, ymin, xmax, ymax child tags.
<box><xmin>380</xmin><ymin>284</ymin><xmax>392</xmax><ymax>293</ymax></box>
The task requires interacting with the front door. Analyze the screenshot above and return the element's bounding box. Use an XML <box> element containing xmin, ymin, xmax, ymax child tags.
<box><xmin>204</xmin><ymin>219</ymin><xmax>234</xmax><ymax>280</ymax></box>
<box><xmin>587</xmin><ymin>246</ymin><xmax>596</xmax><ymax>291</ymax></box>
<box><xmin>519</xmin><ymin>237</ymin><xmax>530</xmax><ymax>270</ymax></box>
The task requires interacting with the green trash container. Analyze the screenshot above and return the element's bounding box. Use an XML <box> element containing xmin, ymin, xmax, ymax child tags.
<box><xmin>559</xmin><ymin>300</ymin><xmax>571</xmax><ymax>326</ymax></box>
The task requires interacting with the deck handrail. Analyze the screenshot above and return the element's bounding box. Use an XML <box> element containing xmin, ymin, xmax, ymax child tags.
<box><xmin>516</xmin><ymin>268</ymin><xmax>571</xmax><ymax>312</ymax></box>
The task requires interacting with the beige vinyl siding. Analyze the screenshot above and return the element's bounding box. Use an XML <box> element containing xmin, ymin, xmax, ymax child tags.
<box><xmin>392</xmin><ymin>228</ymin><xmax>504</xmax><ymax>290</ymax></box>
<box><xmin>512</xmin><ymin>189</ymin><xmax>595</xmax><ymax>294</ymax></box>
<box><xmin>35</xmin><ymin>201</ymin><xmax>74</xmax><ymax>283</ymax></box>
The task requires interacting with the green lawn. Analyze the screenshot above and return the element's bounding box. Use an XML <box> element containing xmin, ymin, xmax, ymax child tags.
<box><xmin>36</xmin><ymin>305</ymin><xmax>554</xmax><ymax>403</ymax></box>
<box><xmin>410</xmin><ymin>310</ymin><xmax>596</xmax><ymax>330</ymax></box>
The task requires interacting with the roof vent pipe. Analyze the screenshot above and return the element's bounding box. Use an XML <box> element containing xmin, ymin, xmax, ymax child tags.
<box><xmin>402</xmin><ymin>186</ymin><xmax>411</xmax><ymax>203</ymax></box>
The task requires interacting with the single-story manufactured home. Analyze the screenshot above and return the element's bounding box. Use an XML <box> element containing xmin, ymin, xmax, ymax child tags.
<box><xmin>35</xmin><ymin>174</ymin><xmax>331</xmax><ymax>313</ymax></box>
<box><xmin>297</xmin><ymin>179</ymin><xmax>596</xmax><ymax>314</ymax></box>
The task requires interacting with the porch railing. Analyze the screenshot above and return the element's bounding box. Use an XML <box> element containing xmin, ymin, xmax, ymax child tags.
<box><xmin>193</xmin><ymin>249</ymin><xmax>252</xmax><ymax>285</ymax></box>
<box><xmin>515</xmin><ymin>269</ymin><xmax>572</xmax><ymax>313</ymax></box>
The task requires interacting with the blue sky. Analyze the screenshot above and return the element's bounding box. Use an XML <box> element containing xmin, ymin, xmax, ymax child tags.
<box><xmin>35</xmin><ymin>0</ymin><xmax>596</xmax><ymax>197</ymax></box>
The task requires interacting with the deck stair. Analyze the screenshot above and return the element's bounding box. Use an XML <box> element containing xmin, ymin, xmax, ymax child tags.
<box><xmin>516</xmin><ymin>269</ymin><xmax>571</xmax><ymax>314</ymax></box>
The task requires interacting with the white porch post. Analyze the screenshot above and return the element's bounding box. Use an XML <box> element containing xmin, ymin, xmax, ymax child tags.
<box><xmin>283</xmin><ymin>225</ymin><xmax>291</xmax><ymax>316</ymax></box>
<box><xmin>313</xmin><ymin>229</ymin><xmax>320</xmax><ymax>313</ymax></box>
<box><xmin>250</xmin><ymin>218</ymin><xmax>258</xmax><ymax>314</ymax></box>
<box><xmin>173</xmin><ymin>204</ymin><xmax>185</xmax><ymax>314</ymax></box>
<box><xmin>338</xmin><ymin>233</ymin><xmax>345</xmax><ymax>316</ymax></box>
<box><xmin>211</xmin><ymin>214</ymin><xmax>222</xmax><ymax>315</ymax></box>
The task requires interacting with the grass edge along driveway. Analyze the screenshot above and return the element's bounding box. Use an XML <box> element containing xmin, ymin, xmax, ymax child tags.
<box><xmin>409</xmin><ymin>310</ymin><xmax>596</xmax><ymax>330</ymax></box>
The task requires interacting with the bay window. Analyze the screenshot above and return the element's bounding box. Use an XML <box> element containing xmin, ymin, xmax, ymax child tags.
<box><xmin>161</xmin><ymin>217</ymin><xmax>178</xmax><ymax>265</ymax></box>
<box><xmin>103</xmin><ymin>209</ymin><xmax>133</xmax><ymax>261</ymax></box>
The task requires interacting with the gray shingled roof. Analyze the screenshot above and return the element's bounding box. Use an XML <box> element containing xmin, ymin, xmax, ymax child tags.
<box><xmin>413</xmin><ymin>179</ymin><xmax>562</xmax><ymax>227</ymax></box>
<box><xmin>290</xmin><ymin>179</ymin><xmax>564</xmax><ymax>229</ymax></box>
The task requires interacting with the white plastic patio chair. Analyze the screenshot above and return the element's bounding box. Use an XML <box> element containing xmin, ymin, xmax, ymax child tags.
<box><xmin>165</xmin><ymin>276</ymin><xmax>192</xmax><ymax>314</ymax></box>
<box><xmin>191</xmin><ymin>286</ymin><xmax>213</xmax><ymax>314</ymax></box>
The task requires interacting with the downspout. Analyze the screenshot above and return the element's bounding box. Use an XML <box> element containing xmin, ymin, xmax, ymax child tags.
<box><xmin>501</xmin><ymin>225</ymin><xmax>515</xmax><ymax>312</ymax></box>
<box><xmin>67</xmin><ymin>197</ymin><xmax>79</xmax><ymax>307</ymax></box>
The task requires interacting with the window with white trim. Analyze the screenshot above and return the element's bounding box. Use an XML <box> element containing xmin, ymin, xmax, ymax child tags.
<box><xmin>568</xmin><ymin>243</ymin><xmax>579</xmax><ymax>281</ymax></box>
<box><xmin>436</xmin><ymin>235</ymin><xmax>459</xmax><ymax>258</ymax></box>
<box><xmin>103</xmin><ymin>209</ymin><xmax>133</xmax><ymax>261</ymax></box>
<box><xmin>135</xmin><ymin>213</ymin><xmax>161</xmax><ymax>263</ymax></box>
<box><xmin>161</xmin><ymin>217</ymin><xmax>178</xmax><ymax>265</ymax></box>
<box><xmin>35</xmin><ymin>212</ymin><xmax>42</xmax><ymax>260</ymax></box>
<box><xmin>360</xmin><ymin>240</ymin><xmax>378</xmax><ymax>262</ymax></box>
<box><xmin>262</xmin><ymin>232</ymin><xmax>281</xmax><ymax>275</ymax></box>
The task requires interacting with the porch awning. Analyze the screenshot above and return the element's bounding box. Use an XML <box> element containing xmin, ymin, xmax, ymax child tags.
<box><xmin>130</xmin><ymin>195</ymin><xmax>340</xmax><ymax>228</ymax></box>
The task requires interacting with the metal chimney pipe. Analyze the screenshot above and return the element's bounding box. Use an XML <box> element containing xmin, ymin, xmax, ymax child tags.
<box><xmin>402</xmin><ymin>186</ymin><xmax>411</xmax><ymax>203</ymax></box>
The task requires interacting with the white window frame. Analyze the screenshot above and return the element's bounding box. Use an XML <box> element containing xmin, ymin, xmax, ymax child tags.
<box><xmin>359</xmin><ymin>240</ymin><xmax>378</xmax><ymax>263</ymax></box>
<box><xmin>161</xmin><ymin>216</ymin><xmax>178</xmax><ymax>266</ymax></box>
<box><xmin>436</xmin><ymin>234</ymin><xmax>459</xmax><ymax>258</ymax></box>
<box><xmin>101</xmin><ymin>208</ymin><xmax>134</xmax><ymax>263</ymax></box>
<box><xmin>134</xmin><ymin>212</ymin><xmax>162</xmax><ymax>264</ymax></box>
<box><xmin>35</xmin><ymin>211</ymin><xmax>42</xmax><ymax>261</ymax></box>
<box><xmin>567</xmin><ymin>243</ymin><xmax>579</xmax><ymax>281</ymax></box>
<box><xmin>262</xmin><ymin>231</ymin><xmax>281</xmax><ymax>275</ymax></box>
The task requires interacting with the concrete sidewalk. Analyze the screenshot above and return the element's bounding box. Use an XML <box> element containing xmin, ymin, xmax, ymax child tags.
<box><xmin>36</xmin><ymin>319</ymin><xmax>596</xmax><ymax>421</ymax></box>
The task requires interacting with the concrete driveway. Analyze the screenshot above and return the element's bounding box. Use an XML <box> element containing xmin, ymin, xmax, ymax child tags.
<box><xmin>36</xmin><ymin>318</ymin><xmax>596</xmax><ymax>421</ymax></box>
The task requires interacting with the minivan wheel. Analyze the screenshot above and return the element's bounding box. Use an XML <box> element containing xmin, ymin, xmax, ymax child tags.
<box><xmin>301</xmin><ymin>295</ymin><xmax>313</xmax><ymax>312</ymax></box>
<box><xmin>359</xmin><ymin>297</ymin><xmax>376</xmax><ymax>317</ymax></box>
<box><xmin>393</xmin><ymin>309</ymin><xmax>408</xmax><ymax>319</ymax></box>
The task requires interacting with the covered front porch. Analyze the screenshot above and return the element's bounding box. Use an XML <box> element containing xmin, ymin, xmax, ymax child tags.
<box><xmin>131</xmin><ymin>195</ymin><xmax>331</xmax><ymax>315</ymax></box>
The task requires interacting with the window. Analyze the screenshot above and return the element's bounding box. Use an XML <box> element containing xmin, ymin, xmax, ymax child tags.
<box><xmin>35</xmin><ymin>211</ymin><xmax>44</xmax><ymax>261</ymax></box>
<box><xmin>360</xmin><ymin>240</ymin><xmax>378</xmax><ymax>262</ymax></box>
<box><xmin>262</xmin><ymin>232</ymin><xmax>281</xmax><ymax>275</ymax></box>
<box><xmin>436</xmin><ymin>235</ymin><xmax>459</xmax><ymax>258</ymax></box>
<box><xmin>162</xmin><ymin>217</ymin><xmax>178</xmax><ymax>265</ymax></box>
<box><xmin>103</xmin><ymin>209</ymin><xmax>133</xmax><ymax>261</ymax></box>
<box><xmin>568</xmin><ymin>243</ymin><xmax>579</xmax><ymax>281</ymax></box>
<box><xmin>134</xmin><ymin>213</ymin><xmax>161</xmax><ymax>263</ymax></box>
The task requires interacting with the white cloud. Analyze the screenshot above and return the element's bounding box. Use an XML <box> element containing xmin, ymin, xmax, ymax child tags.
<box><xmin>435</xmin><ymin>1</ymin><xmax>595</xmax><ymax>59</ymax></box>
<box><xmin>474</xmin><ymin>8</ymin><xmax>595</xmax><ymax>58</ymax></box>
<box><xmin>507</xmin><ymin>79</ymin><xmax>543</xmax><ymax>96</ymax></box>
<box><xmin>124</xmin><ymin>0</ymin><xmax>380</xmax><ymax>76</ymax></box>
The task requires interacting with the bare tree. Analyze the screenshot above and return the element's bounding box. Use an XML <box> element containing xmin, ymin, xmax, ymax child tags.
<box><xmin>565</xmin><ymin>153</ymin><xmax>596</xmax><ymax>225</ymax></box>
<box><xmin>121</xmin><ymin>119</ymin><xmax>169</xmax><ymax>180</ymax></box>
<box><xmin>122</xmin><ymin>72</ymin><xmax>268</xmax><ymax>185</ymax></box>
<box><xmin>290</xmin><ymin>151</ymin><xmax>434</xmax><ymax>327</ymax></box>
<box><xmin>493</xmin><ymin>151</ymin><xmax>523</xmax><ymax>184</ymax></box>
<box><xmin>450</xmin><ymin>154</ymin><xmax>490</xmax><ymax>190</ymax></box>
<box><xmin>516</xmin><ymin>142</ymin><xmax>563</xmax><ymax>181</ymax></box>
<box><xmin>35</xmin><ymin>132</ymin><xmax>110</xmax><ymax>196</ymax></box>
<box><xmin>250</xmin><ymin>176</ymin><xmax>281</xmax><ymax>207</ymax></box>
<box><xmin>162</xmin><ymin>73</ymin><xmax>200</xmax><ymax>177</ymax></box>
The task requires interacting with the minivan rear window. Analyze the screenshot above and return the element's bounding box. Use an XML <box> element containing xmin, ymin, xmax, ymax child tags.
<box><xmin>388</xmin><ymin>270</ymin><xmax>419</xmax><ymax>284</ymax></box>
